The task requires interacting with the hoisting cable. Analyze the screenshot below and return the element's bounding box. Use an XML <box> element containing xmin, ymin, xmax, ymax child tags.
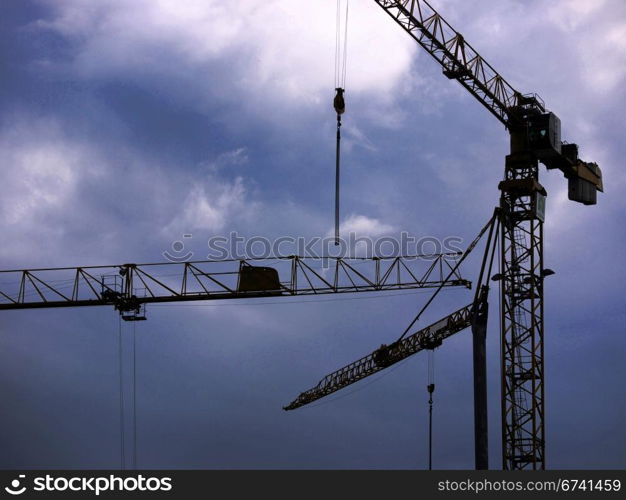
<box><xmin>472</xmin><ymin>209</ymin><xmax>499</xmax><ymax>303</ymax></box>
<box><xmin>333</xmin><ymin>0</ymin><xmax>349</xmax><ymax>245</ymax></box>
<box><xmin>118</xmin><ymin>316</ymin><xmax>126</xmax><ymax>470</ymax></box>
<box><xmin>132</xmin><ymin>320</ymin><xmax>137</xmax><ymax>470</ymax></box>
<box><xmin>486</xmin><ymin>217</ymin><xmax>500</xmax><ymax>284</ymax></box>
<box><xmin>397</xmin><ymin>210</ymin><xmax>498</xmax><ymax>341</ymax></box>
<box><xmin>427</xmin><ymin>349</ymin><xmax>435</xmax><ymax>470</ymax></box>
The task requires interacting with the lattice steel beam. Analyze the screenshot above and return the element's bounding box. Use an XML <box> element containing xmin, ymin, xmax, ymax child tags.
<box><xmin>499</xmin><ymin>149</ymin><xmax>545</xmax><ymax>470</ymax></box>
<box><xmin>284</xmin><ymin>303</ymin><xmax>474</xmax><ymax>410</ymax></box>
<box><xmin>0</xmin><ymin>255</ymin><xmax>469</xmax><ymax>318</ymax></box>
<box><xmin>374</xmin><ymin>0</ymin><xmax>545</xmax><ymax>127</ymax></box>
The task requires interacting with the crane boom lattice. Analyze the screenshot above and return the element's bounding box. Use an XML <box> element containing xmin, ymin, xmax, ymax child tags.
<box><xmin>284</xmin><ymin>302</ymin><xmax>474</xmax><ymax>410</ymax></box>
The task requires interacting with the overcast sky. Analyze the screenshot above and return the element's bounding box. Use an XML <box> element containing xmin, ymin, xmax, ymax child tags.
<box><xmin>1</xmin><ymin>0</ymin><xmax>625</xmax><ymax>469</ymax></box>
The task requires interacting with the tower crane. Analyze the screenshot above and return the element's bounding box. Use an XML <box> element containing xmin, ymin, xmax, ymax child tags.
<box><xmin>286</xmin><ymin>0</ymin><xmax>603</xmax><ymax>471</ymax></box>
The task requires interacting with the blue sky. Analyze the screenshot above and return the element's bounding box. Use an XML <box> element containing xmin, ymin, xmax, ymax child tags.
<box><xmin>1</xmin><ymin>0</ymin><xmax>625</xmax><ymax>469</ymax></box>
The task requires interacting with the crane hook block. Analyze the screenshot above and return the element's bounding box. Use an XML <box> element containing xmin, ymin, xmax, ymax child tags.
<box><xmin>333</xmin><ymin>88</ymin><xmax>346</xmax><ymax>115</ymax></box>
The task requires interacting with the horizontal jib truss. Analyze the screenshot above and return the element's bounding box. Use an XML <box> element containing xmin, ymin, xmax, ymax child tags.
<box><xmin>0</xmin><ymin>254</ymin><xmax>469</xmax><ymax>311</ymax></box>
<box><xmin>375</xmin><ymin>0</ymin><xmax>544</xmax><ymax>125</ymax></box>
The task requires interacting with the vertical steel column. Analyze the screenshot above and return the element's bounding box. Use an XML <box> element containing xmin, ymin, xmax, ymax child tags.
<box><xmin>471</xmin><ymin>213</ymin><xmax>496</xmax><ymax>472</ymax></box>
<box><xmin>499</xmin><ymin>133</ymin><xmax>546</xmax><ymax>470</ymax></box>
<box><xmin>472</xmin><ymin>285</ymin><xmax>490</xmax><ymax>470</ymax></box>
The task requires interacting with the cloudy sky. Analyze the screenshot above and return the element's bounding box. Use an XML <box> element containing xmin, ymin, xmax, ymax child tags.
<box><xmin>1</xmin><ymin>0</ymin><xmax>625</xmax><ymax>469</ymax></box>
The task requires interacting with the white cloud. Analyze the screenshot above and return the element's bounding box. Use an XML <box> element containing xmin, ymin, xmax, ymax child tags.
<box><xmin>31</xmin><ymin>0</ymin><xmax>626</xmax><ymax>146</ymax></box>
<box><xmin>200</xmin><ymin>148</ymin><xmax>249</xmax><ymax>173</ymax></box>
<box><xmin>333</xmin><ymin>214</ymin><xmax>395</xmax><ymax>238</ymax></box>
<box><xmin>343</xmin><ymin>123</ymin><xmax>377</xmax><ymax>152</ymax></box>
<box><xmin>35</xmin><ymin>0</ymin><xmax>416</xmax><ymax>109</ymax></box>
<box><xmin>17</xmin><ymin>0</ymin><xmax>624</xmax><ymax>259</ymax></box>
<box><xmin>164</xmin><ymin>176</ymin><xmax>251</xmax><ymax>233</ymax></box>
<box><xmin>463</xmin><ymin>0</ymin><xmax>626</xmax><ymax>96</ymax></box>
<box><xmin>0</xmin><ymin>117</ymin><xmax>109</xmax><ymax>264</ymax></box>
<box><xmin>0</xmin><ymin>118</ymin><xmax>100</xmax><ymax>226</ymax></box>
<box><xmin>0</xmin><ymin>115</ymin><xmax>260</xmax><ymax>265</ymax></box>
<box><xmin>546</xmin><ymin>0</ymin><xmax>607</xmax><ymax>32</ymax></box>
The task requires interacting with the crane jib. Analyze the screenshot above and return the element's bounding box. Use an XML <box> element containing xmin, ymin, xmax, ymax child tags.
<box><xmin>374</xmin><ymin>0</ymin><xmax>602</xmax><ymax>200</ymax></box>
<box><xmin>375</xmin><ymin>0</ymin><xmax>524</xmax><ymax>126</ymax></box>
<box><xmin>283</xmin><ymin>303</ymin><xmax>474</xmax><ymax>410</ymax></box>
